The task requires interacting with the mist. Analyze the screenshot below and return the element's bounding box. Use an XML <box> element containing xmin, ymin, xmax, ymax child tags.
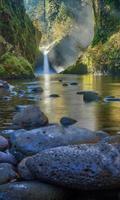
<box><xmin>48</xmin><ymin>0</ymin><xmax>94</xmax><ymax>72</ymax></box>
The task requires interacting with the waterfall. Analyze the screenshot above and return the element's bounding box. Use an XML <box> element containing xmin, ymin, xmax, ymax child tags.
<box><xmin>43</xmin><ymin>50</ymin><xmax>50</xmax><ymax>74</ymax></box>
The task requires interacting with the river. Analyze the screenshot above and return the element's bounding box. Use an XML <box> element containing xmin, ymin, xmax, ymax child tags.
<box><xmin>0</xmin><ymin>74</ymin><xmax>120</xmax><ymax>133</ymax></box>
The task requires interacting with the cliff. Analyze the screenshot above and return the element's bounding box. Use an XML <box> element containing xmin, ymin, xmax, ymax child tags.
<box><xmin>63</xmin><ymin>0</ymin><xmax>120</xmax><ymax>75</ymax></box>
<box><xmin>0</xmin><ymin>0</ymin><xmax>41</xmax><ymax>78</ymax></box>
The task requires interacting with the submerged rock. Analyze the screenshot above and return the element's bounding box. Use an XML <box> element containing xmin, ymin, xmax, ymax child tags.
<box><xmin>27</xmin><ymin>85</ymin><xmax>43</xmax><ymax>94</ymax></box>
<box><xmin>104</xmin><ymin>97</ymin><xmax>120</xmax><ymax>102</ymax></box>
<box><xmin>62</xmin><ymin>83</ymin><xmax>68</xmax><ymax>87</ymax></box>
<box><xmin>9</xmin><ymin>125</ymin><xmax>101</xmax><ymax>158</ymax></box>
<box><xmin>49</xmin><ymin>94</ymin><xmax>60</xmax><ymax>98</ymax></box>
<box><xmin>12</xmin><ymin>105</ymin><xmax>48</xmax><ymax>129</ymax></box>
<box><xmin>0</xmin><ymin>163</ymin><xmax>17</xmax><ymax>184</ymax></box>
<box><xmin>60</xmin><ymin>117</ymin><xmax>77</xmax><ymax>127</ymax></box>
<box><xmin>0</xmin><ymin>181</ymin><xmax>69</xmax><ymax>200</ymax></box>
<box><xmin>77</xmin><ymin>91</ymin><xmax>99</xmax><ymax>102</ymax></box>
<box><xmin>26</xmin><ymin>143</ymin><xmax>120</xmax><ymax>190</ymax></box>
<box><xmin>70</xmin><ymin>82</ymin><xmax>78</xmax><ymax>86</ymax></box>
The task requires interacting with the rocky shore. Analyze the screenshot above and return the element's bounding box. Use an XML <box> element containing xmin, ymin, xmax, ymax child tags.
<box><xmin>0</xmin><ymin>80</ymin><xmax>120</xmax><ymax>199</ymax></box>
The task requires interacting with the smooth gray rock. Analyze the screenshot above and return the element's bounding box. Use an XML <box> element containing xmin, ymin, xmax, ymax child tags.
<box><xmin>26</xmin><ymin>143</ymin><xmax>120</xmax><ymax>190</ymax></box>
<box><xmin>0</xmin><ymin>163</ymin><xmax>17</xmax><ymax>184</ymax></box>
<box><xmin>10</xmin><ymin>125</ymin><xmax>100</xmax><ymax>157</ymax></box>
<box><xmin>12</xmin><ymin>105</ymin><xmax>48</xmax><ymax>129</ymax></box>
<box><xmin>0</xmin><ymin>151</ymin><xmax>17</xmax><ymax>165</ymax></box>
<box><xmin>18</xmin><ymin>157</ymin><xmax>35</xmax><ymax>180</ymax></box>
<box><xmin>0</xmin><ymin>136</ymin><xmax>9</xmax><ymax>151</ymax></box>
<box><xmin>0</xmin><ymin>181</ymin><xmax>70</xmax><ymax>200</ymax></box>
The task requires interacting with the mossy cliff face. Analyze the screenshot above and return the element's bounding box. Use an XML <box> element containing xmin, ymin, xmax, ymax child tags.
<box><xmin>0</xmin><ymin>0</ymin><xmax>41</xmax><ymax>78</ymax></box>
<box><xmin>64</xmin><ymin>0</ymin><xmax>120</xmax><ymax>75</ymax></box>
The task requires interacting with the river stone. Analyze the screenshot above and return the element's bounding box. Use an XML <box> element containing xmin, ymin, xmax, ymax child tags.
<box><xmin>0</xmin><ymin>80</ymin><xmax>13</xmax><ymax>95</ymax></box>
<box><xmin>101</xmin><ymin>135</ymin><xmax>120</xmax><ymax>144</ymax></box>
<box><xmin>12</xmin><ymin>105</ymin><xmax>48</xmax><ymax>129</ymax></box>
<box><xmin>9</xmin><ymin>125</ymin><xmax>100</xmax><ymax>157</ymax></box>
<box><xmin>60</xmin><ymin>117</ymin><xmax>77</xmax><ymax>127</ymax></box>
<box><xmin>26</xmin><ymin>143</ymin><xmax>120</xmax><ymax>190</ymax></box>
<box><xmin>0</xmin><ymin>181</ymin><xmax>70</xmax><ymax>200</ymax></box>
<box><xmin>49</xmin><ymin>94</ymin><xmax>60</xmax><ymax>98</ymax></box>
<box><xmin>0</xmin><ymin>151</ymin><xmax>17</xmax><ymax>165</ymax></box>
<box><xmin>0</xmin><ymin>136</ymin><xmax>9</xmax><ymax>151</ymax></box>
<box><xmin>27</xmin><ymin>86</ymin><xmax>43</xmax><ymax>94</ymax></box>
<box><xmin>0</xmin><ymin>163</ymin><xmax>17</xmax><ymax>184</ymax></box>
<box><xmin>77</xmin><ymin>91</ymin><xmax>99</xmax><ymax>102</ymax></box>
<box><xmin>18</xmin><ymin>157</ymin><xmax>35</xmax><ymax>180</ymax></box>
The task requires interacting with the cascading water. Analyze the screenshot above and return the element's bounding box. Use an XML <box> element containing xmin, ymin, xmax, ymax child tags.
<box><xmin>43</xmin><ymin>50</ymin><xmax>50</xmax><ymax>74</ymax></box>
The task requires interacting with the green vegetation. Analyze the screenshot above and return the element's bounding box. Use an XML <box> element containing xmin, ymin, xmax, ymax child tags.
<box><xmin>0</xmin><ymin>0</ymin><xmax>41</xmax><ymax>77</ymax></box>
<box><xmin>63</xmin><ymin>0</ymin><xmax>120</xmax><ymax>75</ymax></box>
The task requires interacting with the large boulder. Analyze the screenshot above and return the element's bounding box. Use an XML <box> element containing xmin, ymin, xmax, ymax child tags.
<box><xmin>0</xmin><ymin>181</ymin><xmax>70</xmax><ymax>200</ymax></box>
<box><xmin>77</xmin><ymin>91</ymin><xmax>100</xmax><ymax>102</ymax></box>
<box><xmin>0</xmin><ymin>163</ymin><xmax>17</xmax><ymax>184</ymax></box>
<box><xmin>12</xmin><ymin>105</ymin><xmax>48</xmax><ymax>129</ymax></box>
<box><xmin>9</xmin><ymin>125</ymin><xmax>102</xmax><ymax>158</ymax></box>
<box><xmin>26</xmin><ymin>143</ymin><xmax>120</xmax><ymax>190</ymax></box>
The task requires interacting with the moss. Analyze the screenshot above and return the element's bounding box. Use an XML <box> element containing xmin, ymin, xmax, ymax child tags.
<box><xmin>0</xmin><ymin>0</ymin><xmax>40</xmax><ymax>78</ymax></box>
<box><xmin>0</xmin><ymin>53</ymin><xmax>34</xmax><ymax>77</ymax></box>
<box><xmin>62</xmin><ymin>63</ymin><xmax>88</xmax><ymax>75</ymax></box>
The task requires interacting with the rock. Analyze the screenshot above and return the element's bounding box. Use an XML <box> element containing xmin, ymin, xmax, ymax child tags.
<box><xmin>77</xmin><ymin>91</ymin><xmax>99</xmax><ymax>102</ymax></box>
<box><xmin>0</xmin><ymin>80</ymin><xmax>12</xmax><ymax>91</ymax></box>
<box><xmin>60</xmin><ymin>117</ymin><xmax>77</xmax><ymax>127</ymax></box>
<box><xmin>0</xmin><ymin>151</ymin><xmax>17</xmax><ymax>165</ymax></box>
<box><xmin>0</xmin><ymin>181</ymin><xmax>69</xmax><ymax>200</ymax></box>
<box><xmin>18</xmin><ymin>90</ymin><xmax>26</xmax><ymax>97</ymax></box>
<box><xmin>27</xmin><ymin>86</ymin><xmax>43</xmax><ymax>94</ymax></box>
<box><xmin>101</xmin><ymin>135</ymin><xmax>120</xmax><ymax>144</ymax></box>
<box><xmin>10</xmin><ymin>125</ymin><xmax>101</xmax><ymax>157</ymax></box>
<box><xmin>70</xmin><ymin>82</ymin><xmax>78</xmax><ymax>86</ymax></box>
<box><xmin>49</xmin><ymin>94</ymin><xmax>60</xmax><ymax>98</ymax></box>
<box><xmin>0</xmin><ymin>130</ymin><xmax>16</xmax><ymax>139</ymax></box>
<box><xmin>0</xmin><ymin>80</ymin><xmax>12</xmax><ymax>96</ymax></box>
<box><xmin>18</xmin><ymin>157</ymin><xmax>35</xmax><ymax>180</ymax></box>
<box><xmin>62</xmin><ymin>83</ymin><xmax>68</xmax><ymax>87</ymax></box>
<box><xmin>2</xmin><ymin>96</ymin><xmax>12</xmax><ymax>101</ymax></box>
<box><xmin>95</xmin><ymin>131</ymin><xmax>109</xmax><ymax>139</ymax></box>
<box><xmin>15</xmin><ymin>105</ymin><xmax>29</xmax><ymax>112</ymax></box>
<box><xmin>58</xmin><ymin>79</ymin><xmax>63</xmax><ymax>82</ymax></box>
<box><xmin>12</xmin><ymin>105</ymin><xmax>48</xmax><ymax>129</ymax></box>
<box><xmin>26</xmin><ymin>143</ymin><xmax>120</xmax><ymax>190</ymax></box>
<box><xmin>0</xmin><ymin>136</ymin><xmax>9</xmax><ymax>151</ymax></box>
<box><xmin>104</xmin><ymin>97</ymin><xmax>120</xmax><ymax>102</ymax></box>
<box><xmin>0</xmin><ymin>163</ymin><xmax>17</xmax><ymax>184</ymax></box>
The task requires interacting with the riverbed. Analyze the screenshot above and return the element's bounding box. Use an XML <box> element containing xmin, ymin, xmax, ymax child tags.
<box><xmin>0</xmin><ymin>74</ymin><xmax>120</xmax><ymax>133</ymax></box>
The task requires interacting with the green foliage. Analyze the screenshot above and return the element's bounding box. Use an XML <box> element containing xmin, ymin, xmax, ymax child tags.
<box><xmin>0</xmin><ymin>0</ymin><xmax>39</xmax><ymax>78</ymax></box>
<box><xmin>0</xmin><ymin>53</ymin><xmax>34</xmax><ymax>77</ymax></box>
<box><xmin>63</xmin><ymin>63</ymin><xmax>88</xmax><ymax>75</ymax></box>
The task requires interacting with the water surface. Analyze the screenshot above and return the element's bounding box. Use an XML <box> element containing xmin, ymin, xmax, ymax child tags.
<box><xmin>0</xmin><ymin>75</ymin><xmax>120</xmax><ymax>133</ymax></box>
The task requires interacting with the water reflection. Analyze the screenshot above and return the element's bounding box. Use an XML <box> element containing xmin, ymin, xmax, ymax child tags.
<box><xmin>0</xmin><ymin>75</ymin><xmax>120</xmax><ymax>133</ymax></box>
